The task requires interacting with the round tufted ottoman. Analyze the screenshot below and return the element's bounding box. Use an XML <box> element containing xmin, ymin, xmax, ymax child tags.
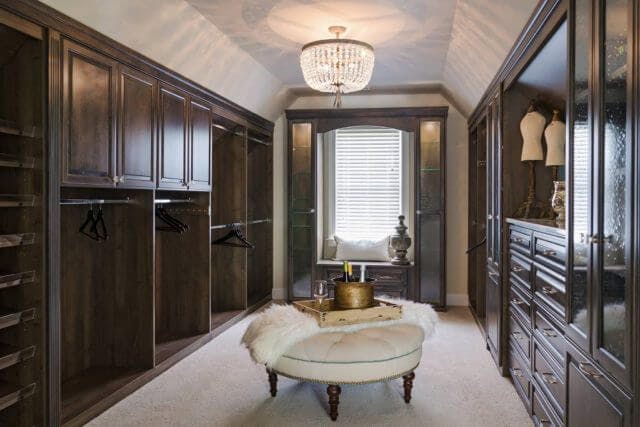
<box><xmin>266</xmin><ymin>323</ymin><xmax>425</xmax><ymax>421</ymax></box>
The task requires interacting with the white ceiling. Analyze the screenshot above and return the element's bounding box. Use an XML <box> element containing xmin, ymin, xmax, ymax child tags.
<box><xmin>187</xmin><ymin>0</ymin><xmax>538</xmax><ymax>115</ymax></box>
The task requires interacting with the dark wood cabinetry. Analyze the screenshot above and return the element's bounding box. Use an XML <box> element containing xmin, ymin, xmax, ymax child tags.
<box><xmin>117</xmin><ymin>65</ymin><xmax>156</xmax><ymax>188</ymax></box>
<box><xmin>0</xmin><ymin>2</ymin><xmax>274</xmax><ymax>425</ymax></box>
<box><xmin>61</xmin><ymin>38</ymin><xmax>117</xmax><ymax>187</ymax></box>
<box><xmin>286</xmin><ymin>108</ymin><xmax>447</xmax><ymax>305</ymax></box>
<box><xmin>317</xmin><ymin>261</ymin><xmax>412</xmax><ymax>299</ymax></box>
<box><xmin>158</xmin><ymin>84</ymin><xmax>188</xmax><ymax>189</ymax></box>
<box><xmin>468</xmin><ymin>0</ymin><xmax>639</xmax><ymax>424</ymax></box>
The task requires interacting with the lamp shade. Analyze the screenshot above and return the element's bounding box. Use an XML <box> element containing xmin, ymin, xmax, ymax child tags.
<box><xmin>544</xmin><ymin>110</ymin><xmax>566</xmax><ymax>166</ymax></box>
<box><xmin>520</xmin><ymin>110</ymin><xmax>545</xmax><ymax>161</ymax></box>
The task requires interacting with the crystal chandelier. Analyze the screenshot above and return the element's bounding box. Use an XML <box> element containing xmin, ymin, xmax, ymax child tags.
<box><xmin>300</xmin><ymin>26</ymin><xmax>375</xmax><ymax>107</ymax></box>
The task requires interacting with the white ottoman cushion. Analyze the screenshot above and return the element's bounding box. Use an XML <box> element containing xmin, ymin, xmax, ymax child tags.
<box><xmin>273</xmin><ymin>324</ymin><xmax>424</xmax><ymax>384</ymax></box>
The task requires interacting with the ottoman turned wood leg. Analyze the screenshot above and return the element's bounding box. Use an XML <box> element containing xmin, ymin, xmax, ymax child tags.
<box><xmin>327</xmin><ymin>384</ymin><xmax>341</xmax><ymax>421</ymax></box>
<box><xmin>403</xmin><ymin>372</ymin><xmax>415</xmax><ymax>403</ymax></box>
<box><xmin>266</xmin><ymin>369</ymin><xmax>277</xmax><ymax>397</ymax></box>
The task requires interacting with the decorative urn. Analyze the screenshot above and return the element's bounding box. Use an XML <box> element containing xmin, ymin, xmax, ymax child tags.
<box><xmin>390</xmin><ymin>215</ymin><xmax>412</xmax><ymax>265</ymax></box>
<box><xmin>551</xmin><ymin>181</ymin><xmax>566</xmax><ymax>227</ymax></box>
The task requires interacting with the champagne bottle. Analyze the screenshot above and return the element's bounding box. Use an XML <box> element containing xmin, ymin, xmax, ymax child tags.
<box><xmin>342</xmin><ymin>261</ymin><xmax>349</xmax><ymax>282</ymax></box>
<box><xmin>360</xmin><ymin>264</ymin><xmax>367</xmax><ymax>283</ymax></box>
<box><xmin>347</xmin><ymin>263</ymin><xmax>353</xmax><ymax>282</ymax></box>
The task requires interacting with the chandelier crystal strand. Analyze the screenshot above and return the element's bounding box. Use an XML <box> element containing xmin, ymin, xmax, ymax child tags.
<box><xmin>300</xmin><ymin>26</ymin><xmax>374</xmax><ymax>107</ymax></box>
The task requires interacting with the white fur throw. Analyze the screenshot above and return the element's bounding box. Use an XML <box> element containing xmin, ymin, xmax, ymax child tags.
<box><xmin>241</xmin><ymin>298</ymin><xmax>438</xmax><ymax>367</ymax></box>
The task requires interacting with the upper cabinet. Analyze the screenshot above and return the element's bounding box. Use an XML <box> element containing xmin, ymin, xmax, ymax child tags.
<box><xmin>158</xmin><ymin>84</ymin><xmax>212</xmax><ymax>191</ymax></box>
<box><xmin>60</xmin><ymin>39</ymin><xmax>212</xmax><ymax>191</ymax></box>
<box><xmin>188</xmin><ymin>99</ymin><xmax>212</xmax><ymax>191</ymax></box>
<box><xmin>117</xmin><ymin>65</ymin><xmax>157</xmax><ymax>188</ymax></box>
<box><xmin>61</xmin><ymin>38</ymin><xmax>117</xmax><ymax>186</ymax></box>
<box><xmin>158</xmin><ymin>84</ymin><xmax>188</xmax><ymax>189</ymax></box>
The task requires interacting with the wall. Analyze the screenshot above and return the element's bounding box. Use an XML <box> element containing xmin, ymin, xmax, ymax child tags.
<box><xmin>40</xmin><ymin>0</ymin><xmax>291</xmax><ymax>121</ymax></box>
<box><xmin>273</xmin><ymin>92</ymin><xmax>469</xmax><ymax>306</ymax></box>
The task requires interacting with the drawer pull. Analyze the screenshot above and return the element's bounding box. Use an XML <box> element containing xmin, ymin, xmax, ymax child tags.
<box><xmin>511</xmin><ymin>298</ymin><xmax>524</xmax><ymax>306</ymax></box>
<box><xmin>511</xmin><ymin>265</ymin><xmax>525</xmax><ymax>273</ymax></box>
<box><xmin>512</xmin><ymin>237</ymin><xmax>525</xmax><ymax>244</ymax></box>
<box><xmin>488</xmin><ymin>271</ymin><xmax>499</xmax><ymax>278</ymax></box>
<box><xmin>542</xmin><ymin>372</ymin><xmax>558</xmax><ymax>384</ymax></box>
<box><xmin>542</xmin><ymin>328</ymin><xmax>558</xmax><ymax>338</ymax></box>
<box><xmin>512</xmin><ymin>368</ymin><xmax>523</xmax><ymax>377</ymax></box>
<box><xmin>542</xmin><ymin>249</ymin><xmax>557</xmax><ymax>256</ymax></box>
<box><xmin>512</xmin><ymin>331</ymin><xmax>527</xmax><ymax>340</ymax></box>
<box><xmin>378</xmin><ymin>276</ymin><xmax>394</xmax><ymax>280</ymax></box>
<box><xmin>542</xmin><ymin>286</ymin><xmax>558</xmax><ymax>296</ymax></box>
<box><xmin>578</xmin><ymin>362</ymin><xmax>602</xmax><ymax>378</ymax></box>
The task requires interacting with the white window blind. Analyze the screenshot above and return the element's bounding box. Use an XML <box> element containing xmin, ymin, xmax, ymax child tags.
<box><xmin>334</xmin><ymin>126</ymin><xmax>402</xmax><ymax>240</ymax></box>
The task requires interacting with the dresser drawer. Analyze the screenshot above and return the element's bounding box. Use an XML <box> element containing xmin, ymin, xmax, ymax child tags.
<box><xmin>373</xmin><ymin>286</ymin><xmax>406</xmax><ymax>299</ymax></box>
<box><xmin>367</xmin><ymin>268</ymin><xmax>407</xmax><ymax>284</ymax></box>
<box><xmin>509</xmin><ymin>311</ymin><xmax>531</xmax><ymax>360</ymax></box>
<box><xmin>533</xmin><ymin>340</ymin><xmax>565</xmax><ymax>416</ymax></box>
<box><xmin>532</xmin><ymin>384</ymin><xmax>562</xmax><ymax>427</ymax></box>
<box><xmin>534</xmin><ymin>265</ymin><xmax>566</xmax><ymax>319</ymax></box>
<box><xmin>509</xmin><ymin>252</ymin><xmax>532</xmax><ymax>289</ymax></box>
<box><xmin>534</xmin><ymin>236</ymin><xmax>566</xmax><ymax>273</ymax></box>
<box><xmin>533</xmin><ymin>305</ymin><xmax>565</xmax><ymax>363</ymax></box>
<box><xmin>509</xmin><ymin>342</ymin><xmax>531</xmax><ymax>410</ymax></box>
<box><xmin>510</xmin><ymin>281</ymin><xmax>532</xmax><ymax>326</ymax></box>
<box><xmin>510</xmin><ymin>228</ymin><xmax>532</xmax><ymax>255</ymax></box>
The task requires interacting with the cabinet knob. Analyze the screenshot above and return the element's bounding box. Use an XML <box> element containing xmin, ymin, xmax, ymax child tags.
<box><xmin>112</xmin><ymin>176</ymin><xmax>119</xmax><ymax>184</ymax></box>
<box><xmin>578</xmin><ymin>362</ymin><xmax>602</xmax><ymax>378</ymax></box>
<box><xmin>542</xmin><ymin>328</ymin><xmax>558</xmax><ymax>338</ymax></box>
<box><xmin>512</xmin><ymin>368</ymin><xmax>523</xmax><ymax>378</ymax></box>
<box><xmin>542</xmin><ymin>372</ymin><xmax>558</xmax><ymax>384</ymax></box>
<box><xmin>119</xmin><ymin>176</ymin><xmax>126</xmax><ymax>184</ymax></box>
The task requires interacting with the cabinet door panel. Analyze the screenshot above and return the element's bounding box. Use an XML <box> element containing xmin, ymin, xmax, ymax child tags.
<box><xmin>117</xmin><ymin>66</ymin><xmax>156</xmax><ymax>188</ymax></box>
<box><xmin>158</xmin><ymin>85</ymin><xmax>187</xmax><ymax>189</ymax></box>
<box><xmin>61</xmin><ymin>39</ymin><xmax>117</xmax><ymax>186</ymax></box>
<box><xmin>188</xmin><ymin>99</ymin><xmax>212</xmax><ymax>190</ymax></box>
<box><xmin>485</xmin><ymin>267</ymin><xmax>501</xmax><ymax>363</ymax></box>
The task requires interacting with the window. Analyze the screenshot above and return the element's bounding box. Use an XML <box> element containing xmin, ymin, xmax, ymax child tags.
<box><xmin>333</xmin><ymin>126</ymin><xmax>403</xmax><ymax>240</ymax></box>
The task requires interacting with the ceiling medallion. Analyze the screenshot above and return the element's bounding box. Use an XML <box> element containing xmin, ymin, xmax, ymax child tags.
<box><xmin>300</xmin><ymin>26</ymin><xmax>375</xmax><ymax>108</ymax></box>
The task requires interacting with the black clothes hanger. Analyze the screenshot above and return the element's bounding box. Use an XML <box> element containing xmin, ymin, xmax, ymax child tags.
<box><xmin>79</xmin><ymin>206</ymin><xmax>109</xmax><ymax>241</ymax></box>
<box><xmin>212</xmin><ymin>224</ymin><xmax>255</xmax><ymax>248</ymax></box>
<box><xmin>155</xmin><ymin>206</ymin><xmax>188</xmax><ymax>233</ymax></box>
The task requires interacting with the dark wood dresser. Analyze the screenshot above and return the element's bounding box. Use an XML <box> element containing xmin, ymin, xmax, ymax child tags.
<box><xmin>316</xmin><ymin>260</ymin><xmax>414</xmax><ymax>300</ymax></box>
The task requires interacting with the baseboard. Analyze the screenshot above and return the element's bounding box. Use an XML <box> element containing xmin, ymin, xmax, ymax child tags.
<box><xmin>447</xmin><ymin>293</ymin><xmax>469</xmax><ymax>306</ymax></box>
<box><xmin>272</xmin><ymin>287</ymin><xmax>287</xmax><ymax>301</ymax></box>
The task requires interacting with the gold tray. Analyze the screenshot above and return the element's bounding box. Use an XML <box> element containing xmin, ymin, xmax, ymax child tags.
<box><xmin>293</xmin><ymin>298</ymin><xmax>402</xmax><ymax>328</ymax></box>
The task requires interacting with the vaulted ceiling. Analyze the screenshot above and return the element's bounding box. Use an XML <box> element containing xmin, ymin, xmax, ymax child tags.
<box><xmin>42</xmin><ymin>0</ymin><xmax>538</xmax><ymax>119</ymax></box>
<box><xmin>187</xmin><ymin>0</ymin><xmax>538</xmax><ymax>115</ymax></box>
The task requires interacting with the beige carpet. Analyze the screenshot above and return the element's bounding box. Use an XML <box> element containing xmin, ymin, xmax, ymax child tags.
<box><xmin>89</xmin><ymin>307</ymin><xmax>532</xmax><ymax>427</ymax></box>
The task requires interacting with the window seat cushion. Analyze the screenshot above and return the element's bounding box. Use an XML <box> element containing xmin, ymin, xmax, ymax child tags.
<box><xmin>334</xmin><ymin>235</ymin><xmax>390</xmax><ymax>261</ymax></box>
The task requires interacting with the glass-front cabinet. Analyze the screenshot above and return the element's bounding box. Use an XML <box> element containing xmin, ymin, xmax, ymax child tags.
<box><xmin>416</xmin><ymin>120</ymin><xmax>445</xmax><ymax>306</ymax></box>
<box><xmin>568</xmin><ymin>0</ymin><xmax>634</xmax><ymax>400</ymax></box>
<box><xmin>288</xmin><ymin>122</ymin><xmax>315</xmax><ymax>299</ymax></box>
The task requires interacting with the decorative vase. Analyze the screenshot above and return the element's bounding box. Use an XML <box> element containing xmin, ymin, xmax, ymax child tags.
<box><xmin>390</xmin><ymin>215</ymin><xmax>412</xmax><ymax>265</ymax></box>
<box><xmin>551</xmin><ymin>181</ymin><xmax>566</xmax><ymax>227</ymax></box>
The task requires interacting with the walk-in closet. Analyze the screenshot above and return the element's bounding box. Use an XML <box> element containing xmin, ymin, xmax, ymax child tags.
<box><xmin>0</xmin><ymin>12</ymin><xmax>45</xmax><ymax>427</ymax></box>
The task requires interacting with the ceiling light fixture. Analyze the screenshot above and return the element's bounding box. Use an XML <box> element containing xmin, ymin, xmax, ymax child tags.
<box><xmin>300</xmin><ymin>26</ymin><xmax>375</xmax><ymax>108</ymax></box>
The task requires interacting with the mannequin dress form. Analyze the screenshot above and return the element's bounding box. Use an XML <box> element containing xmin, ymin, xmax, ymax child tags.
<box><xmin>544</xmin><ymin>109</ymin><xmax>566</xmax><ymax>180</ymax></box>
<box><xmin>513</xmin><ymin>103</ymin><xmax>554</xmax><ymax>219</ymax></box>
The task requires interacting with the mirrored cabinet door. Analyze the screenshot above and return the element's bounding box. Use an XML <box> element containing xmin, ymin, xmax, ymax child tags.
<box><xmin>567</xmin><ymin>0</ymin><xmax>591</xmax><ymax>351</ymax></box>
<box><xmin>417</xmin><ymin>120</ymin><xmax>444</xmax><ymax>306</ymax></box>
<box><xmin>289</xmin><ymin>122</ymin><xmax>315</xmax><ymax>299</ymax></box>
<box><xmin>593</xmin><ymin>0</ymin><xmax>633</xmax><ymax>386</ymax></box>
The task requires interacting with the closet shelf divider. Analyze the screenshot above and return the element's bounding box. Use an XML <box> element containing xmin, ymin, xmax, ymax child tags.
<box><xmin>0</xmin><ymin>270</ymin><xmax>36</xmax><ymax>291</ymax></box>
<box><xmin>0</xmin><ymin>233</ymin><xmax>35</xmax><ymax>249</ymax></box>
<box><xmin>0</xmin><ymin>381</ymin><xmax>36</xmax><ymax>412</ymax></box>
<box><xmin>0</xmin><ymin>154</ymin><xmax>35</xmax><ymax>169</ymax></box>
<box><xmin>0</xmin><ymin>118</ymin><xmax>39</xmax><ymax>139</ymax></box>
<box><xmin>0</xmin><ymin>307</ymin><xmax>36</xmax><ymax>331</ymax></box>
<box><xmin>0</xmin><ymin>194</ymin><xmax>36</xmax><ymax>208</ymax></box>
<box><xmin>0</xmin><ymin>344</ymin><xmax>36</xmax><ymax>371</ymax></box>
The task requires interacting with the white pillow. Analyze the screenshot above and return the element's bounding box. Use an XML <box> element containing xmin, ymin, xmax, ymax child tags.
<box><xmin>334</xmin><ymin>235</ymin><xmax>390</xmax><ymax>261</ymax></box>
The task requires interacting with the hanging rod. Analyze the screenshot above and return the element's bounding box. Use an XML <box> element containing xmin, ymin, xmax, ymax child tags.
<box><xmin>213</xmin><ymin>123</ymin><xmax>271</xmax><ymax>146</ymax></box>
<box><xmin>154</xmin><ymin>198</ymin><xmax>192</xmax><ymax>204</ymax></box>
<box><xmin>60</xmin><ymin>197</ymin><xmax>132</xmax><ymax>206</ymax></box>
<box><xmin>211</xmin><ymin>218</ymin><xmax>272</xmax><ymax>230</ymax></box>
<box><xmin>212</xmin><ymin>123</ymin><xmax>245</xmax><ymax>138</ymax></box>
